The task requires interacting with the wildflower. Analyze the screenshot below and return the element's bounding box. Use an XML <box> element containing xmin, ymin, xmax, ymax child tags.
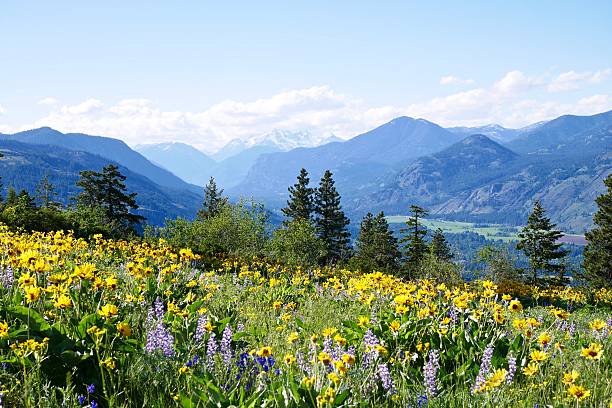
<box><xmin>220</xmin><ymin>324</ymin><xmax>233</xmax><ymax>367</ymax></box>
<box><xmin>484</xmin><ymin>369</ymin><xmax>507</xmax><ymax>390</ymax></box>
<box><xmin>589</xmin><ymin>319</ymin><xmax>607</xmax><ymax>331</ymax></box>
<box><xmin>378</xmin><ymin>363</ymin><xmax>397</xmax><ymax>394</ymax></box>
<box><xmin>522</xmin><ymin>362</ymin><xmax>539</xmax><ymax>377</ymax></box>
<box><xmin>53</xmin><ymin>294</ymin><xmax>72</xmax><ymax>309</ymax></box>
<box><xmin>472</xmin><ymin>345</ymin><xmax>494</xmax><ymax>394</ymax></box>
<box><xmin>318</xmin><ymin>351</ymin><xmax>332</xmax><ymax>365</ymax></box>
<box><xmin>116</xmin><ymin>322</ymin><xmax>132</xmax><ymax>337</ymax></box>
<box><xmin>98</xmin><ymin>304</ymin><xmax>118</xmax><ymax>319</ymax></box>
<box><xmin>0</xmin><ymin>321</ymin><xmax>8</xmax><ymax>338</ymax></box>
<box><xmin>567</xmin><ymin>384</ymin><xmax>591</xmax><ymax>401</ymax></box>
<box><xmin>254</xmin><ymin>346</ymin><xmax>272</xmax><ymax>358</ymax></box>
<box><xmin>206</xmin><ymin>333</ymin><xmax>218</xmax><ymax>370</ymax></box>
<box><xmin>86</xmin><ymin>384</ymin><xmax>95</xmax><ymax>394</ymax></box>
<box><xmin>194</xmin><ymin>314</ymin><xmax>208</xmax><ymax>342</ymax></box>
<box><xmin>357</xmin><ymin>316</ymin><xmax>370</xmax><ymax>328</ymax></box>
<box><xmin>327</xmin><ymin>372</ymin><xmax>340</xmax><ymax>386</ymax></box>
<box><xmin>301</xmin><ymin>376</ymin><xmax>315</xmax><ymax>388</ymax></box>
<box><xmin>506</xmin><ymin>355</ymin><xmax>517</xmax><ymax>384</ymax></box>
<box><xmin>389</xmin><ymin>320</ymin><xmax>400</xmax><ymax>332</ymax></box>
<box><xmin>178</xmin><ymin>366</ymin><xmax>189</xmax><ymax>374</ymax></box>
<box><xmin>537</xmin><ymin>332</ymin><xmax>552</xmax><ymax>347</ymax></box>
<box><xmin>562</xmin><ymin>370</ymin><xmax>579</xmax><ymax>385</ymax></box>
<box><xmin>333</xmin><ymin>334</ymin><xmax>347</xmax><ymax>346</ymax></box>
<box><xmin>322</xmin><ymin>327</ymin><xmax>337</xmax><ymax>337</ymax></box>
<box><xmin>101</xmin><ymin>357</ymin><xmax>116</xmax><ymax>370</ymax></box>
<box><xmin>284</xmin><ymin>354</ymin><xmax>296</xmax><ymax>365</ymax></box>
<box><xmin>581</xmin><ymin>343</ymin><xmax>603</xmax><ymax>360</ymax></box>
<box><xmin>423</xmin><ymin>349</ymin><xmax>440</xmax><ymax>397</ymax></box>
<box><xmin>287</xmin><ymin>332</ymin><xmax>299</xmax><ymax>344</ymax></box>
<box><xmin>529</xmin><ymin>350</ymin><xmax>548</xmax><ymax>362</ymax></box>
<box><xmin>508</xmin><ymin>300</ymin><xmax>523</xmax><ymax>312</ymax></box>
<box><xmin>24</xmin><ymin>285</ymin><xmax>41</xmax><ymax>303</ymax></box>
<box><xmin>342</xmin><ymin>353</ymin><xmax>355</xmax><ymax>365</ymax></box>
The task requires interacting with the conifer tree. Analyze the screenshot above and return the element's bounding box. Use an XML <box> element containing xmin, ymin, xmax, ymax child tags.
<box><xmin>282</xmin><ymin>168</ymin><xmax>315</xmax><ymax>224</ymax></box>
<box><xmin>582</xmin><ymin>174</ymin><xmax>612</xmax><ymax>288</ymax></box>
<box><xmin>76</xmin><ymin>164</ymin><xmax>144</xmax><ymax>236</ymax></box>
<box><xmin>197</xmin><ymin>177</ymin><xmax>228</xmax><ymax>220</ymax></box>
<box><xmin>399</xmin><ymin>205</ymin><xmax>429</xmax><ymax>278</ymax></box>
<box><xmin>430</xmin><ymin>228</ymin><xmax>453</xmax><ymax>262</ymax></box>
<box><xmin>314</xmin><ymin>170</ymin><xmax>351</xmax><ymax>264</ymax></box>
<box><xmin>516</xmin><ymin>200</ymin><xmax>568</xmax><ymax>284</ymax></box>
<box><xmin>36</xmin><ymin>175</ymin><xmax>61</xmax><ymax>209</ymax></box>
<box><xmin>354</xmin><ymin>212</ymin><xmax>400</xmax><ymax>273</ymax></box>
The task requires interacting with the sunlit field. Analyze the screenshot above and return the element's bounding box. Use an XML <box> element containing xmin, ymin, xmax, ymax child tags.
<box><xmin>0</xmin><ymin>227</ymin><xmax>610</xmax><ymax>407</ymax></box>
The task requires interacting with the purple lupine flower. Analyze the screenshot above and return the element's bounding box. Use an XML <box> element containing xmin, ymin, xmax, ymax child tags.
<box><xmin>91</xmin><ymin>401</ymin><xmax>98</xmax><ymax>408</ymax></box>
<box><xmin>220</xmin><ymin>324</ymin><xmax>233</xmax><ymax>367</ymax></box>
<box><xmin>378</xmin><ymin>363</ymin><xmax>397</xmax><ymax>394</ymax></box>
<box><xmin>206</xmin><ymin>332</ymin><xmax>218</xmax><ymax>370</ymax></box>
<box><xmin>472</xmin><ymin>345</ymin><xmax>494</xmax><ymax>394</ymax></box>
<box><xmin>568</xmin><ymin>323</ymin><xmax>576</xmax><ymax>338</ymax></box>
<box><xmin>195</xmin><ymin>314</ymin><xmax>208</xmax><ymax>342</ymax></box>
<box><xmin>237</xmin><ymin>322</ymin><xmax>245</xmax><ymax>332</ymax></box>
<box><xmin>417</xmin><ymin>394</ymin><xmax>428</xmax><ymax>408</ymax></box>
<box><xmin>506</xmin><ymin>354</ymin><xmax>517</xmax><ymax>384</ymax></box>
<box><xmin>145</xmin><ymin>320</ymin><xmax>175</xmax><ymax>357</ymax></box>
<box><xmin>448</xmin><ymin>307</ymin><xmax>458</xmax><ymax>325</ymax></box>
<box><xmin>0</xmin><ymin>266</ymin><xmax>14</xmax><ymax>288</ymax></box>
<box><xmin>87</xmin><ymin>384</ymin><xmax>95</xmax><ymax>394</ymax></box>
<box><xmin>363</xmin><ymin>329</ymin><xmax>380</xmax><ymax>368</ymax></box>
<box><xmin>77</xmin><ymin>395</ymin><xmax>86</xmax><ymax>405</ymax></box>
<box><xmin>423</xmin><ymin>349</ymin><xmax>440</xmax><ymax>397</ymax></box>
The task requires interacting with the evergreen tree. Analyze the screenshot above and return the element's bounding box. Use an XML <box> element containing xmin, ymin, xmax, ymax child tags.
<box><xmin>197</xmin><ymin>177</ymin><xmax>228</xmax><ymax>220</ymax></box>
<box><xmin>582</xmin><ymin>174</ymin><xmax>612</xmax><ymax>288</ymax></box>
<box><xmin>76</xmin><ymin>164</ymin><xmax>144</xmax><ymax>236</ymax></box>
<box><xmin>399</xmin><ymin>205</ymin><xmax>429</xmax><ymax>278</ymax></box>
<box><xmin>430</xmin><ymin>228</ymin><xmax>453</xmax><ymax>262</ymax></box>
<box><xmin>282</xmin><ymin>168</ymin><xmax>315</xmax><ymax>224</ymax></box>
<box><xmin>5</xmin><ymin>187</ymin><xmax>18</xmax><ymax>207</ymax></box>
<box><xmin>36</xmin><ymin>175</ymin><xmax>61</xmax><ymax>209</ymax></box>
<box><xmin>354</xmin><ymin>212</ymin><xmax>400</xmax><ymax>273</ymax></box>
<box><xmin>314</xmin><ymin>170</ymin><xmax>351</xmax><ymax>264</ymax></box>
<box><xmin>516</xmin><ymin>200</ymin><xmax>568</xmax><ymax>284</ymax></box>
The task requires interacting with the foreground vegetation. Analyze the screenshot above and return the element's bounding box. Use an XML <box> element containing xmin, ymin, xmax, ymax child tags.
<box><xmin>0</xmin><ymin>227</ymin><xmax>611</xmax><ymax>407</ymax></box>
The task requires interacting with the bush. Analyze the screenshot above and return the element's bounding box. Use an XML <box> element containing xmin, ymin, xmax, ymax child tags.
<box><xmin>267</xmin><ymin>219</ymin><xmax>326</xmax><ymax>268</ymax></box>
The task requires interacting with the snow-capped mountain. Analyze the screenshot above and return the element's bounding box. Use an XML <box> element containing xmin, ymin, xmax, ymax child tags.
<box><xmin>212</xmin><ymin>129</ymin><xmax>339</xmax><ymax>161</ymax></box>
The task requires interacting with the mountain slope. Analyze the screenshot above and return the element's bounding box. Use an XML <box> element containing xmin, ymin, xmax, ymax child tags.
<box><xmin>232</xmin><ymin>117</ymin><xmax>464</xmax><ymax>206</ymax></box>
<box><xmin>135</xmin><ymin>142</ymin><xmax>217</xmax><ymax>186</ymax></box>
<box><xmin>508</xmin><ymin>110</ymin><xmax>612</xmax><ymax>155</ymax></box>
<box><xmin>0</xmin><ymin>127</ymin><xmax>198</xmax><ymax>193</ymax></box>
<box><xmin>0</xmin><ymin>140</ymin><xmax>202</xmax><ymax>226</ymax></box>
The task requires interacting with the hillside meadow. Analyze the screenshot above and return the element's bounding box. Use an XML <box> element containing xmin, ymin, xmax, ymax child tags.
<box><xmin>0</xmin><ymin>227</ymin><xmax>610</xmax><ymax>407</ymax></box>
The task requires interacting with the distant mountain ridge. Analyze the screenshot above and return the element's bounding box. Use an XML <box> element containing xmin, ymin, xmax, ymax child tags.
<box><xmin>1</xmin><ymin>127</ymin><xmax>200</xmax><ymax>193</ymax></box>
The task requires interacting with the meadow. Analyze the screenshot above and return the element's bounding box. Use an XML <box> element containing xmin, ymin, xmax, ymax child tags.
<box><xmin>0</xmin><ymin>227</ymin><xmax>610</xmax><ymax>407</ymax></box>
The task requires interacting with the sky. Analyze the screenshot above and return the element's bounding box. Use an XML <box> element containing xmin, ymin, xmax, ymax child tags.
<box><xmin>1</xmin><ymin>1</ymin><xmax>611</xmax><ymax>153</ymax></box>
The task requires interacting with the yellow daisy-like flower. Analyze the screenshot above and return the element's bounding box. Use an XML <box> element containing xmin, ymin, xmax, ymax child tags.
<box><xmin>116</xmin><ymin>322</ymin><xmax>132</xmax><ymax>337</ymax></box>
<box><xmin>256</xmin><ymin>346</ymin><xmax>273</xmax><ymax>358</ymax></box>
<box><xmin>589</xmin><ymin>319</ymin><xmax>607</xmax><ymax>331</ymax></box>
<box><xmin>53</xmin><ymin>294</ymin><xmax>72</xmax><ymax>309</ymax></box>
<box><xmin>562</xmin><ymin>370</ymin><xmax>579</xmax><ymax>386</ymax></box>
<box><xmin>522</xmin><ymin>362</ymin><xmax>539</xmax><ymax>377</ymax></box>
<box><xmin>581</xmin><ymin>343</ymin><xmax>603</xmax><ymax>360</ymax></box>
<box><xmin>101</xmin><ymin>357</ymin><xmax>116</xmax><ymax>370</ymax></box>
<box><xmin>567</xmin><ymin>384</ymin><xmax>590</xmax><ymax>401</ymax></box>
<box><xmin>24</xmin><ymin>285</ymin><xmax>42</xmax><ymax>303</ymax></box>
<box><xmin>287</xmin><ymin>331</ymin><xmax>299</xmax><ymax>344</ymax></box>
<box><xmin>0</xmin><ymin>321</ymin><xmax>9</xmax><ymax>338</ymax></box>
<box><xmin>284</xmin><ymin>354</ymin><xmax>296</xmax><ymax>365</ymax></box>
<box><xmin>389</xmin><ymin>320</ymin><xmax>401</xmax><ymax>332</ymax></box>
<box><xmin>537</xmin><ymin>332</ymin><xmax>551</xmax><ymax>347</ymax></box>
<box><xmin>342</xmin><ymin>353</ymin><xmax>355</xmax><ymax>365</ymax></box>
<box><xmin>318</xmin><ymin>351</ymin><xmax>332</xmax><ymax>365</ymax></box>
<box><xmin>98</xmin><ymin>303</ymin><xmax>118</xmax><ymax>319</ymax></box>
<box><xmin>529</xmin><ymin>349</ymin><xmax>548</xmax><ymax>362</ymax></box>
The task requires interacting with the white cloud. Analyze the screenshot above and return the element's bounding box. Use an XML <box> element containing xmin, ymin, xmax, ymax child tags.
<box><xmin>439</xmin><ymin>75</ymin><xmax>475</xmax><ymax>86</ymax></box>
<box><xmin>4</xmin><ymin>69</ymin><xmax>612</xmax><ymax>151</ymax></box>
<box><xmin>0</xmin><ymin>104</ymin><xmax>5</xmax><ymax>115</ymax></box>
<box><xmin>38</xmin><ymin>97</ymin><xmax>59</xmax><ymax>106</ymax></box>
<box><xmin>548</xmin><ymin>69</ymin><xmax>611</xmax><ymax>92</ymax></box>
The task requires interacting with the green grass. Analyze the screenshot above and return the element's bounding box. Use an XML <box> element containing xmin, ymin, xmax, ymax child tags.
<box><xmin>385</xmin><ymin>216</ymin><xmax>521</xmax><ymax>242</ymax></box>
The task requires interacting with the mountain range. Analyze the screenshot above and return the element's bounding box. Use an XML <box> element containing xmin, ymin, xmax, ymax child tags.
<box><xmin>1</xmin><ymin>110</ymin><xmax>610</xmax><ymax>231</ymax></box>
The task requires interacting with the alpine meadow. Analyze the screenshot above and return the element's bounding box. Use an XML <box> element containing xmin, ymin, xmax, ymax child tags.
<box><xmin>1</xmin><ymin>2</ymin><xmax>611</xmax><ymax>407</ymax></box>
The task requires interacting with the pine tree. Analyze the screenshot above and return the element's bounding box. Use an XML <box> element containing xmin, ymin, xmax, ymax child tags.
<box><xmin>197</xmin><ymin>177</ymin><xmax>228</xmax><ymax>220</ymax></box>
<box><xmin>354</xmin><ymin>212</ymin><xmax>401</xmax><ymax>273</ymax></box>
<box><xmin>516</xmin><ymin>200</ymin><xmax>568</xmax><ymax>284</ymax></box>
<box><xmin>36</xmin><ymin>175</ymin><xmax>61</xmax><ymax>209</ymax></box>
<box><xmin>430</xmin><ymin>228</ymin><xmax>453</xmax><ymax>262</ymax></box>
<box><xmin>5</xmin><ymin>187</ymin><xmax>18</xmax><ymax>207</ymax></box>
<box><xmin>314</xmin><ymin>170</ymin><xmax>351</xmax><ymax>264</ymax></box>
<box><xmin>76</xmin><ymin>164</ymin><xmax>144</xmax><ymax>236</ymax></box>
<box><xmin>399</xmin><ymin>205</ymin><xmax>429</xmax><ymax>278</ymax></box>
<box><xmin>282</xmin><ymin>168</ymin><xmax>315</xmax><ymax>225</ymax></box>
<box><xmin>583</xmin><ymin>174</ymin><xmax>612</xmax><ymax>288</ymax></box>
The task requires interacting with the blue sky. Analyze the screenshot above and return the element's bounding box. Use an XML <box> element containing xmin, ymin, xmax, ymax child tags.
<box><xmin>1</xmin><ymin>1</ymin><xmax>611</xmax><ymax>152</ymax></box>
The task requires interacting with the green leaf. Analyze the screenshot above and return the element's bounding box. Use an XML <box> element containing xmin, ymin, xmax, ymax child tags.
<box><xmin>7</xmin><ymin>306</ymin><xmax>50</xmax><ymax>333</ymax></box>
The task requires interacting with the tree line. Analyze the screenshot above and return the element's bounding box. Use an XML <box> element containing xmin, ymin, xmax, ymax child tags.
<box><xmin>1</xmin><ymin>153</ymin><xmax>610</xmax><ymax>289</ymax></box>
